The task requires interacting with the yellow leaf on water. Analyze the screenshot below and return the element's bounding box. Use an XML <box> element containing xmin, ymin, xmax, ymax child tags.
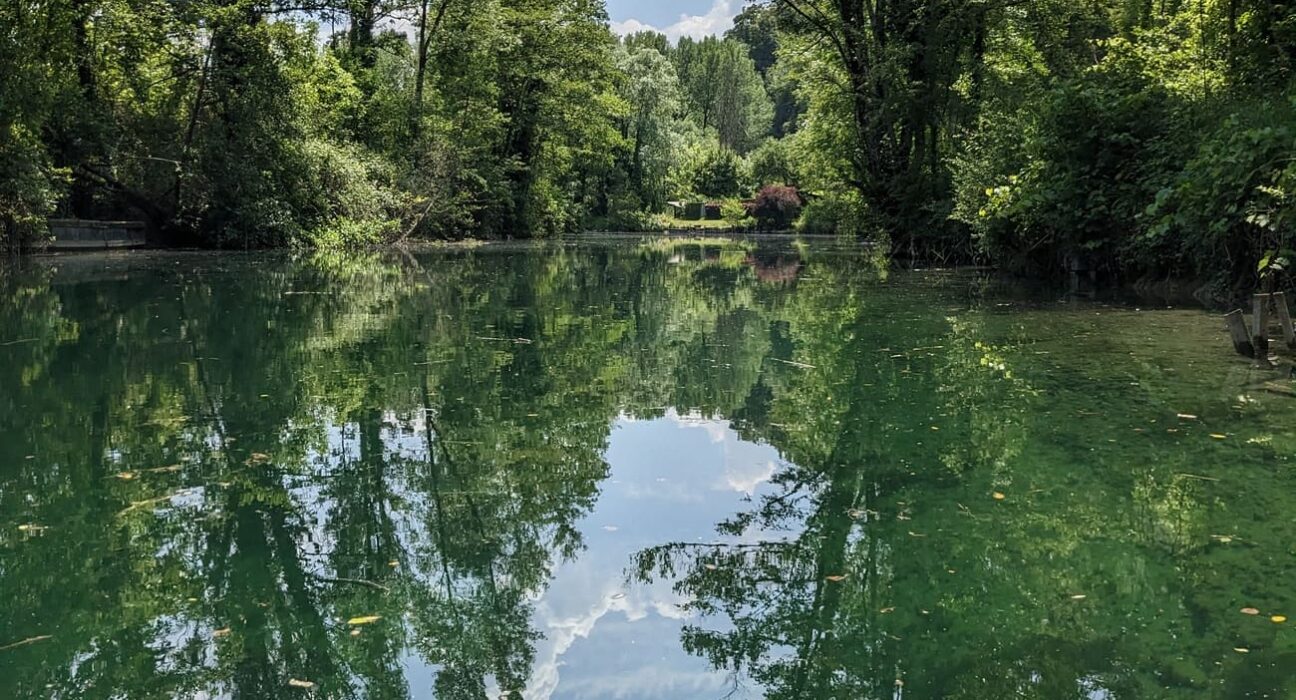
<box><xmin>1210</xmin><ymin>434</ymin><xmax>1228</xmax><ymax>440</ymax></box>
<box><xmin>1273</xmin><ymin>615</ymin><xmax>1288</xmax><ymax>623</ymax></box>
<box><xmin>1234</xmin><ymin>647</ymin><xmax>1250</xmax><ymax>654</ymax></box>
<box><xmin>350</xmin><ymin>629</ymin><xmax>361</xmax><ymax>637</ymax></box>
<box><xmin>213</xmin><ymin>628</ymin><xmax>231</xmax><ymax>638</ymax></box>
<box><xmin>115</xmin><ymin>472</ymin><xmax>136</xmax><ymax>480</ymax></box>
<box><xmin>826</xmin><ymin>575</ymin><xmax>848</xmax><ymax>582</ymax></box>
<box><xmin>1241</xmin><ymin>607</ymin><xmax>1260</xmax><ymax>616</ymax></box>
<box><xmin>346</xmin><ymin>615</ymin><xmax>381</xmax><ymax>626</ymax></box>
<box><xmin>880</xmin><ymin>607</ymin><xmax>895</xmax><ymax>614</ymax></box>
<box><xmin>1177</xmin><ymin>414</ymin><xmax>1198</xmax><ymax>420</ymax></box>
<box><xmin>288</xmin><ymin>678</ymin><xmax>315</xmax><ymax>689</ymax></box>
<box><xmin>704</xmin><ymin>564</ymin><xmax>718</xmax><ymax>571</ymax></box>
<box><xmin>992</xmin><ymin>492</ymin><xmax>1006</xmax><ymax>501</ymax></box>
<box><xmin>1070</xmin><ymin>594</ymin><xmax>1087</xmax><ymax>600</ymax></box>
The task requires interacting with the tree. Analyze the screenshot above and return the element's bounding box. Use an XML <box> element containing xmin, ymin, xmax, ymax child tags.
<box><xmin>674</xmin><ymin>37</ymin><xmax>773</xmax><ymax>153</ymax></box>
<box><xmin>616</xmin><ymin>45</ymin><xmax>683</xmax><ymax>211</ymax></box>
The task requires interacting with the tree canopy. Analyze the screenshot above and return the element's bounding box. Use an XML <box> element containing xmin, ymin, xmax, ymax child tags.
<box><xmin>3</xmin><ymin>0</ymin><xmax>1295</xmax><ymax>286</ymax></box>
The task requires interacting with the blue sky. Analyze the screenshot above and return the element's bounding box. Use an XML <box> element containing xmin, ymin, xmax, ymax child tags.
<box><xmin>606</xmin><ymin>0</ymin><xmax>744</xmax><ymax>40</ymax></box>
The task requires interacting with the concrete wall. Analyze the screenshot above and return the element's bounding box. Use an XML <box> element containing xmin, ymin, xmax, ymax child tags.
<box><xmin>47</xmin><ymin>219</ymin><xmax>147</xmax><ymax>249</ymax></box>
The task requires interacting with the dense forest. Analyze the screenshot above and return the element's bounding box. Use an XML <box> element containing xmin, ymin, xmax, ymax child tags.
<box><xmin>3</xmin><ymin>0</ymin><xmax>1296</xmax><ymax>284</ymax></box>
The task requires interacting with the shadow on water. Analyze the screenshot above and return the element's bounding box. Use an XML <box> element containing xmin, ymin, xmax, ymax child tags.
<box><xmin>1</xmin><ymin>240</ymin><xmax>1295</xmax><ymax>699</ymax></box>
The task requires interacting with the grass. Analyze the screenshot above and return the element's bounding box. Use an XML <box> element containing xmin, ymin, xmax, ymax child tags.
<box><xmin>661</xmin><ymin>217</ymin><xmax>735</xmax><ymax>231</ymax></box>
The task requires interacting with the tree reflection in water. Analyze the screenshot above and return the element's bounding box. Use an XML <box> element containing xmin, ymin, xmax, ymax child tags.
<box><xmin>2</xmin><ymin>243</ymin><xmax>1296</xmax><ymax>699</ymax></box>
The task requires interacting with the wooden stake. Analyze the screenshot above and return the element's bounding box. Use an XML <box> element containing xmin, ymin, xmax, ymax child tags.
<box><xmin>1253</xmin><ymin>294</ymin><xmax>1273</xmax><ymax>368</ymax></box>
<box><xmin>1273</xmin><ymin>292</ymin><xmax>1296</xmax><ymax>348</ymax></box>
<box><xmin>1225</xmin><ymin>310</ymin><xmax>1255</xmax><ymax>357</ymax></box>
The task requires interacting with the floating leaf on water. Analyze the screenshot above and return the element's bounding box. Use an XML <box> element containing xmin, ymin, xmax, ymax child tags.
<box><xmin>387</xmin><ymin>560</ymin><xmax>398</xmax><ymax>568</ymax></box>
<box><xmin>825</xmin><ymin>575</ymin><xmax>848</xmax><ymax>582</ymax></box>
<box><xmin>1210</xmin><ymin>434</ymin><xmax>1228</xmax><ymax>440</ymax></box>
<box><xmin>704</xmin><ymin>564</ymin><xmax>718</xmax><ymax>571</ymax></box>
<box><xmin>1211</xmin><ymin>535</ymin><xmax>1234</xmax><ymax>544</ymax></box>
<box><xmin>1273</xmin><ymin>615</ymin><xmax>1288</xmax><ymax>623</ymax></box>
<box><xmin>213</xmin><ymin>628</ymin><xmax>231</xmax><ymax>638</ymax></box>
<box><xmin>17</xmin><ymin>524</ymin><xmax>47</xmax><ymax>532</ymax></box>
<box><xmin>350</xmin><ymin>629</ymin><xmax>361</xmax><ymax>637</ymax></box>
<box><xmin>1234</xmin><ymin>647</ymin><xmax>1250</xmax><ymax>654</ymax></box>
<box><xmin>1177</xmin><ymin>414</ymin><xmax>1198</xmax><ymax>420</ymax></box>
<box><xmin>144</xmin><ymin>464</ymin><xmax>182</xmax><ymax>473</ymax></box>
<box><xmin>246</xmin><ymin>453</ymin><xmax>271</xmax><ymax>466</ymax></box>
<box><xmin>346</xmin><ymin>615</ymin><xmax>381</xmax><ymax>626</ymax></box>
<box><xmin>115</xmin><ymin>472</ymin><xmax>136</xmax><ymax>480</ymax></box>
<box><xmin>907</xmin><ymin>531</ymin><xmax>927</xmax><ymax>538</ymax></box>
<box><xmin>1241</xmin><ymin>607</ymin><xmax>1261</xmax><ymax>616</ymax></box>
<box><xmin>880</xmin><ymin>607</ymin><xmax>895</xmax><ymax>614</ymax></box>
<box><xmin>992</xmin><ymin>492</ymin><xmax>1006</xmax><ymax>501</ymax></box>
<box><xmin>611</xmin><ymin>593</ymin><xmax>626</xmax><ymax>600</ymax></box>
<box><xmin>288</xmin><ymin>678</ymin><xmax>315</xmax><ymax>689</ymax></box>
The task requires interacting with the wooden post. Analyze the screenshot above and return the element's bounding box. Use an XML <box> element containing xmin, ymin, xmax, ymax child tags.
<box><xmin>1253</xmin><ymin>294</ymin><xmax>1273</xmax><ymax>368</ymax></box>
<box><xmin>1225</xmin><ymin>310</ymin><xmax>1255</xmax><ymax>357</ymax></box>
<box><xmin>1273</xmin><ymin>292</ymin><xmax>1296</xmax><ymax>349</ymax></box>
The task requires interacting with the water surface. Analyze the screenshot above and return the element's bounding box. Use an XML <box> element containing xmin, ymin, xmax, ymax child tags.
<box><xmin>2</xmin><ymin>240</ymin><xmax>1295</xmax><ymax>699</ymax></box>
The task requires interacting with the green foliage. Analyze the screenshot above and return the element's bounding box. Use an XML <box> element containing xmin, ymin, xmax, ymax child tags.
<box><xmin>720</xmin><ymin>198</ymin><xmax>751</xmax><ymax>229</ymax></box>
<box><xmin>673</xmin><ymin>36</ymin><xmax>773</xmax><ymax>153</ymax></box>
<box><xmin>956</xmin><ymin>40</ymin><xmax>1182</xmax><ymax>271</ymax></box>
<box><xmin>1144</xmin><ymin>97</ymin><xmax>1296</xmax><ymax>284</ymax></box>
<box><xmin>747</xmin><ymin>137</ymin><xmax>796</xmax><ymax>188</ymax></box>
<box><xmin>0</xmin><ymin>127</ymin><xmax>65</xmax><ymax>249</ymax></box>
<box><xmin>682</xmin><ymin>142</ymin><xmax>749</xmax><ymax>199</ymax></box>
<box><xmin>796</xmin><ymin>190</ymin><xmax>871</xmax><ymax>239</ymax></box>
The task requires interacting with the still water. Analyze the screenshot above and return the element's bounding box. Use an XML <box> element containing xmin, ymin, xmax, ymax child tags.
<box><xmin>2</xmin><ymin>239</ymin><xmax>1294</xmax><ymax>699</ymax></box>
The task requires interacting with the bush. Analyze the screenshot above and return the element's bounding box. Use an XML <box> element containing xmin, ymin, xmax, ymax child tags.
<box><xmin>0</xmin><ymin>125</ymin><xmax>65</xmax><ymax>250</ymax></box>
<box><xmin>953</xmin><ymin>39</ymin><xmax>1183</xmax><ymax>272</ymax></box>
<box><xmin>720</xmin><ymin>199</ymin><xmax>750</xmax><ymax>229</ymax></box>
<box><xmin>751</xmin><ymin>185</ymin><xmax>802</xmax><ymax>230</ymax></box>
<box><xmin>1144</xmin><ymin>98</ymin><xmax>1296</xmax><ymax>285</ymax></box>
<box><xmin>796</xmin><ymin>190</ymin><xmax>869</xmax><ymax>237</ymax></box>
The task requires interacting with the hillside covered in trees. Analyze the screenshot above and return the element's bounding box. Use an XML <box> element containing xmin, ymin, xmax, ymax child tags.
<box><xmin>3</xmin><ymin>0</ymin><xmax>1296</xmax><ymax>285</ymax></box>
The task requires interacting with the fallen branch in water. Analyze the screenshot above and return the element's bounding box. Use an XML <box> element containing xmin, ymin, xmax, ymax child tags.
<box><xmin>312</xmin><ymin>574</ymin><xmax>390</xmax><ymax>592</ymax></box>
<box><xmin>0</xmin><ymin>635</ymin><xmax>52</xmax><ymax>652</ymax></box>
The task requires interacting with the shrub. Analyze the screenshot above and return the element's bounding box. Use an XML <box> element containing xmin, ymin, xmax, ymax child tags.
<box><xmin>796</xmin><ymin>190</ymin><xmax>870</xmax><ymax>238</ymax></box>
<box><xmin>720</xmin><ymin>199</ymin><xmax>750</xmax><ymax>229</ymax></box>
<box><xmin>1144</xmin><ymin>98</ymin><xmax>1296</xmax><ymax>285</ymax></box>
<box><xmin>0</xmin><ymin>125</ymin><xmax>65</xmax><ymax>250</ymax></box>
<box><xmin>751</xmin><ymin>185</ymin><xmax>802</xmax><ymax>230</ymax></box>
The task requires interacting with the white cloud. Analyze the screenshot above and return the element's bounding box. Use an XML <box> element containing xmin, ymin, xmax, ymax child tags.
<box><xmin>611</xmin><ymin>0</ymin><xmax>739</xmax><ymax>42</ymax></box>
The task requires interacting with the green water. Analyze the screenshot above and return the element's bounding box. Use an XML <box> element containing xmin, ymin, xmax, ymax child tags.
<box><xmin>2</xmin><ymin>240</ymin><xmax>1295</xmax><ymax>699</ymax></box>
